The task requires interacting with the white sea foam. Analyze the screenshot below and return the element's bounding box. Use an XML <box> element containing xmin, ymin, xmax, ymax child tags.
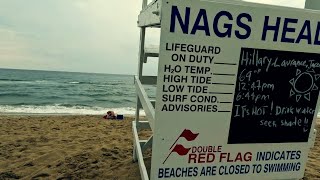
<box><xmin>0</xmin><ymin>80</ymin><xmax>57</xmax><ymax>85</ymax></box>
<box><xmin>0</xmin><ymin>105</ymin><xmax>145</xmax><ymax>115</ymax></box>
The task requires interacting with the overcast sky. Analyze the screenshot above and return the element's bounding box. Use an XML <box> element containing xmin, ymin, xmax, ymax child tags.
<box><xmin>0</xmin><ymin>0</ymin><xmax>307</xmax><ymax>75</ymax></box>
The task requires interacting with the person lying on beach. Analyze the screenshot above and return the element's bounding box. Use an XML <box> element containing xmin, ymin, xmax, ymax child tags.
<box><xmin>103</xmin><ymin>111</ymin><xmax>116</xmax><ymax>119</ymax></box>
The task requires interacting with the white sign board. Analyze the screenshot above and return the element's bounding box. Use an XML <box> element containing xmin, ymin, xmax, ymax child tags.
<box><xmin>152</xmin><ymin>0</ymin><xmax>320</xmax><ymax>179</ymax></box>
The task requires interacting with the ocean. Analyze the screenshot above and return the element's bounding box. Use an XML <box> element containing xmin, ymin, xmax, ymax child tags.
<box><xmin>0</xmin><ymin>68</ymin><xmax>155</xmax><ymax>115</ymax></box>
<box><xmin>1</xmin><ymin>68</ymin><xmax>320</xmax><ymax>117</ymax></box>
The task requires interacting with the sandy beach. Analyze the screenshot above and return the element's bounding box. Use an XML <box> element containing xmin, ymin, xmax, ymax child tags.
<box><xmin>0</xmin><ymin>115</ymin><xmax>319</xmax><ymax>179</ymax></box>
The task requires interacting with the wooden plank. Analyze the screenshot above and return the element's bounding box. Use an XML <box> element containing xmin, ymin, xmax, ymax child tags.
<box><xmin>145</xmin><ymin>46</ymin><xmax>159</xmax><ymax>57</ymax></box>
<box><xmin>132</xmin><ymin>121</ymin><xmax>150</xmax><ymax>180</ymax></box>
<box><xmin>144</xmin><ymin>45</ymin><xmax>159</xmax><ymax>63</ymax></box>
<box><xmin>138</xmin><ymin>121</ymin><xmax>151</xmax><ymax>130</ymax></box>
<box><xmin>142</xmin><ymin>135</ymin><xmax>153</xmax><ymax>152</ymax></box>
<box><xmin>141</xmin><ymin>76</ymin><xmax>157</xmax><ymax>85</ymax></box>
<box><xmin>138</xmin><ymin>100</ymin><xmax>155</xmax><ymax>109</ymax></box>
<box><xmin>150</xmin><ymin>100</ymin><xmax>156</xmax><ymax>108</ymax></box>
<box><xmin>138</xmin><ymin>0</ymin><xmax>161</xmax><ymax>27</ymax></box>
<box><xmin>135</xmin><ymin>26</ymin><xmax>146</xmax><ymax>124</ymax></box>
<box><xmin>135</xmin><ymin>76</ymin><xmax>155</xmax><ymax>131</ymax></box>
<box><xmin>139</xmin><ymin>140</ymin><xmax>148</xmax><ymax>147</ymax></box>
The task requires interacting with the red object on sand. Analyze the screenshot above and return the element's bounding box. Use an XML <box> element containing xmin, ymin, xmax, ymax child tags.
<box><xmin>103</xmin><ymin>111</ymin><xmax>116</xmax><ymax>119</ymax></box>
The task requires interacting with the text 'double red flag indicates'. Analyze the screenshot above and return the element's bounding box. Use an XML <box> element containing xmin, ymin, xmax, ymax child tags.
<box><xmin>172</xmin><ymin>144</ymin><xmax>191</xmax><ymax>156</ymax></box>
<box><xmin>180</xmin><ymin>129</ymin><xmax>199</xmax><ymax>141</ymax></box>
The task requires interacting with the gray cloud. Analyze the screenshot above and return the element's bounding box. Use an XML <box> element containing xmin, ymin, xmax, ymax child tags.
<box><xmin>0</xmin><ymin>0</ymin><xmax>306</xmax><ymax>75</ymax></box>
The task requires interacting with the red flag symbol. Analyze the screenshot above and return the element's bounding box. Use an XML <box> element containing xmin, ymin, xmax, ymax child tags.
<box><xmin>179</xmin><ymin>129</ymin><xmax>199</xmax><ymax>141</ymax></box>
<box><xmin>169</xmin><ymin>129</ymin><xmax>199</xmax><ymax>150</ymax></box>
<box><xmin>172</xmin><ymin>144</ymin><xmax>191</xmax><ymax>156</ymax></box>
<box><xmin>163</xmin><ymin>129</ymin><xmax>199</xmax><ymax>164</ymax></box>
<box><xmin>163</xmin><ymin>144</ymin><xmax>191</xmax><ymax>164</ymax></box>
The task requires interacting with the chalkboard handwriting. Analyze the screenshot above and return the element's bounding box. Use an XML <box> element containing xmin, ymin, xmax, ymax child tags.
<box><xmin>229</xmin><ymin>48</ymin><xmax>320</xmax><ymax>143</ymax></box>
<box><xmin>309</xmin><ymin>60</ymin><xmax>320</xmax><ymax>68</ymax></box>
<box><xmin>240</xmin><ymin>49</ymin><xmax>320</xmax><ymax>72</ymax></box>
<box><xmin>233</xmin><ymin>103</ymin><xmax>315</xmax><ymax>118</ymax></box>
<box><xmin>235</xmin><ymin>91</ymin><xmax>270</xmax><ymax>103</ymax></box>
<box><xmin>234</xmin><ymin>105</ymin><xmax>270</xmax><ymax>118</ymax></box>
<box><xmin>268</xmin><ymin>58</ymin><xmax>320</xmax><ymax>71</ymax></box>
<box><xmin>238</xmin><ymin>68</ymin><xmax>261</xmax><ymax>82</ymax></box>
<box><xmin>260</xmin><ymin>120</ymin><xmax>277</xmax><ymax>128</ymax></box>
<box><xmin>259</xmin><ymin>117</ymin><xmax>310</xmax><ymax>129</ymax></box>
<box><xmin>240</xmin><ymin>49</ymin><xmax>271</xmax><ymax>68</ymax></box>
<box><xmin>275</xmin><ymin>106</ymin><xmax>315</xmax><ymax>115</ymax></box>
<box><xmin>238</xmin><ymin>80</ymin><xmax>274</xmax><ymax>92</ymax></box>
<box><xmin>266</xmin><ymin>57</ymin><xmax>311</xmax><ymax>72</ymax></box>
<box><xmin>280</xmin><ymin>117</ymin><xmax>308</xmax><ymax>128</ymax></box>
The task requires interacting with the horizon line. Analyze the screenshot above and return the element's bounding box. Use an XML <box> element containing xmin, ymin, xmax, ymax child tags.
<box><xmin>0</xmin><ymin>67</ymin><xmax>135</xmax><ymax>76</ymax></box>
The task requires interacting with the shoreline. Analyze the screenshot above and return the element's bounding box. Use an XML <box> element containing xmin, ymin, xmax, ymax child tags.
<box><xmin>4</xmin><ymin>112</ymin><xmax>318</xmax><ymax>123</ymax></box>
<box><xmin>0</xmin><ymin>113</ymin><xmax>137</xmax><ymax>117</ymax></box>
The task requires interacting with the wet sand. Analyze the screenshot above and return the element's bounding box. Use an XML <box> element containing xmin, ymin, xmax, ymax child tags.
<box><xmin>0</xmin><ymin>115</ymin><xmax>319</xmax><ymax>179</ymax></box>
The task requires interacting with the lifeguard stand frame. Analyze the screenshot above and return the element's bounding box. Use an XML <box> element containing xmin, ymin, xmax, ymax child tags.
<box><xmin>132</xmin><ymin>0</ymin><xmax>319</xmax><ymax>179</ymax></box>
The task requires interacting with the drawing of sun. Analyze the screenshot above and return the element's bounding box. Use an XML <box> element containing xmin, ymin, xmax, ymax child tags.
<box><xmin>289</xmin><ymin>69</ymin><xmax>320</xmax><ymax>102</ymax></box>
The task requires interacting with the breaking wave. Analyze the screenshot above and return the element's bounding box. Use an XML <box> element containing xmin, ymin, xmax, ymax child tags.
<box><xmin>0</xmin><ymin>105</ymin><xmax>145</xmax><ymax>115</ymax></box>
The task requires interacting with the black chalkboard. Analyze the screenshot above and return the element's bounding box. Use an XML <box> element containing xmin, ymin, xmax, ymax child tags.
<box><xmin>228</xmin><ymin>48</ymin><xmax>320</xmax><ymax>144</ymax></box>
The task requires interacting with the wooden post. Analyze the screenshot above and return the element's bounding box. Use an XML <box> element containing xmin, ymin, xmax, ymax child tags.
<box><xmin>133</xmin><ymin>0</ymin><xmax>148</xmax><ymax>162</ymax></box>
